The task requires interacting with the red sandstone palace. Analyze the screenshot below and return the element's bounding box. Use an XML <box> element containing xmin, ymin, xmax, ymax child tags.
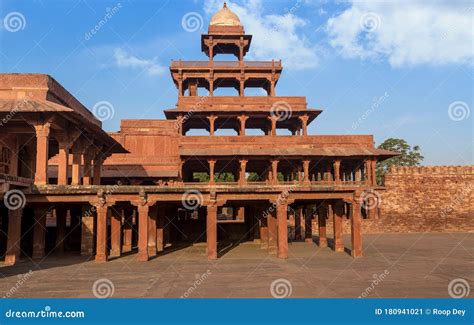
<box><xmin>0</xmin><ymin>4</ymin><xmax>397</xmax><ymax>266</ymax></box>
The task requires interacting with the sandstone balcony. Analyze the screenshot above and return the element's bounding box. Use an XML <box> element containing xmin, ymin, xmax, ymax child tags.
<box><xmin>170</xmin><ymin>60</ymin><xmax>282</xmax><ymax>69</ymax></box>
<box><xmin>175</xmin><ymin>96</ymin><xmax>308</xmax><ymax>111</ymax></box>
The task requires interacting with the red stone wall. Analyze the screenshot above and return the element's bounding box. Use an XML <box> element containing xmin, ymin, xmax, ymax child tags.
<box><xmin>361</xmin><ymin>166</ymin><xmax>474</xmax><ymax>233</ymax></box>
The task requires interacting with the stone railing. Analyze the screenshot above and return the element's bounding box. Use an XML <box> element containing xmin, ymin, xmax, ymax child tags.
<box><xmin>388</xmin><ymin>165</ymin><xmax>474</xmax><ymax>175</ymax></box>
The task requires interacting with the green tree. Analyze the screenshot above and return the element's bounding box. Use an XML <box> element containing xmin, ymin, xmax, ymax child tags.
<box><xmin>377</xmin><ymin>138</ymin><xmax>423</xmax><ymax>184</ymax></box>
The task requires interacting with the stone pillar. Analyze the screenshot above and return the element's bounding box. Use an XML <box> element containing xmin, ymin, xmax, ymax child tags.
<box><xmin>271</xmin><ymin>159</ymin><xmax>279</xmax><ymax>184</ymax></box>
<box><xmin>351</xmin><ymin>200</ymin><xmax>363</xmax><ymax>257</ymax></box>
<box><xmin>267</xmin><ymin>209</ymin><xmax>278</xmax><ymax>254</ymax></box>
<box><xmin>371</xmin><ymin>160</ymin><xmax>377</xmax><ymax>185</ymax></box>
<box><xmin>303</xmin><ymin>160</ymin><xmax>310</xmax><ymax>184</ymax></box>
<box><xmin>298</xmin><ymin>115</ymin><xmax>309</xmax><ymax>136</ymax></box>
<box><xmin>5</xmin><ymin>208</ymin><xmax>23</xmax><ymax>265</ymax></box>
<box><xmin>333</xmin><ymin>159</ymin><xmax>341</xmax><ymax>184</ymax></box>
<box><xmin>238</xmin><ymin>115</ymin><xmax>248</xmax><ymax>136</ymax></box>
<box><xmin>317</xmin><ymin>204</ymin><xmax>328</xmax><ymax>248</ymax></box>
<box><xmin>277</xmin><ymin>203</ymin><xmax>288</xmax><ymax>259</ymax></box>
<box><xmin>157</xmin><ymin>207</ymin><xmax>165</xmax><ymax>252</ymax></box>
<box><xmin>57</xmin><ymin>141</ymin><xmax>70</xmax><ymax>185</ymax></box>
<box><xmin>304</xmin><ymin>206</ymin><xmax>313</xmax><ymax>244</ymax></box>
<box><xmin>122</xmin><ymin>208</ymin><xmax>133</xmax><ymax>253</ymax></box>
<box><xmin>95</xmin><ymin>204</ymin><xmax>108</xmax><ymax>263</ymax></box>
<box><xmin>110</xmin><ymin>208</ymin><xmax>122</xmax><ymax>258</ymax></box>
<box><xmin>209</xmin><ymin>42</ymin><xmax>214</xmax><ymax>62</ymax></box>
<box><xmin>239</xmin><ymin>159</ymin><xmax>247</xmax><ymax>185</ymax></box>
<box><xmin>92</xmin><ymin>157</ymin><xmax>102</xmax><ymax>185</ymax></box>
<box><xmin>209</xmin><ymin>77</ymin><xmax>214</xmax><ymax>96</ymax></box>
<box><xmin>148</xmin><ymin>207</ymin><xmax>157</xmax><ymax>257</ymax></box>
<box><xmin>81</xmin><ymin>206</ymin><xmax>95</xmax><ymax>256</ymax></box>
<box><xmin>355</xmin><ymin>166</ymin><xmax>362</xmax><ymax>183</ymax></box>
<box><xmin>178</xmin><ymin>79</ymin><xmax>183</xmax><ymax>97</ymax></box>
<box><xmin>137</xmin><ymin>204</ymin><xmax>150</xmax><ymax>262</ymax></box>
<box><xmin>32</xmin><ymin>206</ymin><xmax>48</xmax><ymax>259</ymax></box>
<box><xmin>55</xmin><ymin>206</ymin><xmax>67</xmax><ymax>253</ymax></box>
<box><xmin>33</xmin><ymin>122</ymin><xmax>51</xmax><ymax>185</ymax></box>
<box><xmin>260</xmin><ymin>215</ymin><xmax>268</xmax><ymax>249</ymax></box>
<box><xmin>268</xmin><ymin>116</ymin><xmax>278</xmax><ymax>136</ymax></box>
<box><xmin>207</xmin><ymin>115</ymin><xmax>217</xmax><ymax>136</ymax></box>
<box><xmin>208</xmin><ymin>159</ymin><xmax>216</xmax><ymax>185</ymax></box>
<box><xmin>82</xmin><ymin>153</ymin><xmax>93</xmax><ymax>185</ymax></box>
<box><xmin>294</xmin><ymin>207</ymin><xmax>302</xmax><ymax>240</ymax></box>
<box><xmin>333</xmin><ymin>201</ymin><xmax>344</xmax><ymax>252</ymax></box>
<box><xmin>71</xmin><ymin>143</ymin><xmax>83</xmax><ymax>185</ymax></box>
<box><xmin>207</xmin><ymin>204</ymin><xmax>218</xmax><ymax>260</ymax></box>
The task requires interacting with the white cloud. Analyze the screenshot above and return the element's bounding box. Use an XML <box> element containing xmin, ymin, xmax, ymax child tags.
<box><xmin>113</xmin><ymin>48</ymin><xmax>165</xmax><ymax>76</ymax></box>
<box><xmin>204</xmin><ymin>0</ymin><xmax>321</xmax><ymax>70</ymax></box>
<box><xmin>327</xmin><ymin>0</ymin><xmax>473</xmax><ymax>67</ymax></box>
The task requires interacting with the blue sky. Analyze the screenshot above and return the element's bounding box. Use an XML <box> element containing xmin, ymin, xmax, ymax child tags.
<box><xmin>0</xmin><ymin>0</ymin><xmax>472</xmax><ymax>165</ymax></box>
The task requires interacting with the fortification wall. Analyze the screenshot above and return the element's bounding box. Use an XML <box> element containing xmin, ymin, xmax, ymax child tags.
<box><xmin>357</xmin><ymin>166</ymin><xmax>473</xmax><ymax>233</ymax></box>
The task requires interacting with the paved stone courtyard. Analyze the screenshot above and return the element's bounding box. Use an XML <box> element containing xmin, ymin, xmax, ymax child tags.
<box><xmin>0</xmin><ymin>233</ymin><xmax>472</xmax><ymax>298</ymax></box>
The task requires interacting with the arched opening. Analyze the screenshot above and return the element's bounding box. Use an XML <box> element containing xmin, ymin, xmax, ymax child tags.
<box><xmin>244</xmin><ymin>78</ymin><xmax>271</xmax><ymax>96</ymax></box>
<box><xmin>211</xmin><ymin>43</ymin><xmax>240</xmax><ymax>60</ymax></box>
<box><xmin>183</xmin><ymin>78</ymin><xmax>210</xmax><ymax>96</ymax></box>
<box><xmin>213</xmin><ymin>78</ymin><xmax>240</xmax><ymax>96</ymax></box>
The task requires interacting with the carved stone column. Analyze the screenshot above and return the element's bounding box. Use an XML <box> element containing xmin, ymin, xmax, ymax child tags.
<box><xmin>303</xmin><ymin>160</ymin><xmax>310</xmax><ymax>184</ymax></box>
<box><xmin>333</xmin><ymin>159</ymin><xmax>341</xmax><ymax>184</ymax></box>
<box><xmin>271</xmin><ymin>159</ymin><xmax>279</xmax><ymax>184</ymax></box>
<box><xmin>206</xmin><ymin>204</ymin><xmax>218</xmax><ymax>260</ymax></box>
<box><xmin>304</xmin><ymin>205</ymin><xmax>313</xmax><ymax>244</ymax></box>
<box><xmin>298</xmin><ymin>115</ymin><xmax>309</xmax><ymax>136</ymax></box>
<box><xmin>317</xmin><ymin>204</ymin><xmax>328</xmax><ymax>248</ymax></box>
<box><xmin>237</xmin><ymin>114</ymin><xmax>248</xmax><ymax>136</ymax></box>
<box><xmin>333</xmin><ymin>201</ymin><xmax>344</xmax><ymax>252</ymax></box>
<box><xmin>207</xmin><ymin>115</ymin><xmax>218</xmax><ymax>136</ymax></box>
<box><xmin>32</xmin><ymin>206</ymin><xmax>49</xmax><ymax>259</ymax></box>
<box><xmin>208</xmin><ymin>159</ymin><xmax>216</xmax><ymax>185</ymax></box>
<box><xmin>95</xmin><ymin>202</ymin><xmax>109</xmax><ymax>263</ymax></box>
<box><xmin>267</xmin><ymin>209</ymin><xmax>278</xmax><ymax>255</ymax></box>
<box><xmin>277</xmin><ymin>202</ymin><xmax>288</xmax><ymax>259</ymax></box>
<box><xmin>32</xmin><ymin>122</ymin><xmax>51</xmax><ymax>185</ymax></box>
<box><xmin>239</xmin><ymin>159</ymin><xmax>247</xmax><ymax>185</ymax></box>
<box><xmin>5</xmin><ymin>208</ymin><xmax>23</xmax><ymax>265</ymax></box>
<box><xmin>110</xmin><ymin>207</ymin><xmax>122</xmax><ymax>258</ymax></box>
<box><xmin>351</xmin><ymin>198</ymin><xmax>363</xmax><ymax>257</ymax></box>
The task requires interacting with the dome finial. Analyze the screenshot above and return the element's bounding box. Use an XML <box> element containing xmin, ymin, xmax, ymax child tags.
<box><xmin>209</xmin><ymin>2</ymin><xmax>241</xmax><ymax>27</ymax></box>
